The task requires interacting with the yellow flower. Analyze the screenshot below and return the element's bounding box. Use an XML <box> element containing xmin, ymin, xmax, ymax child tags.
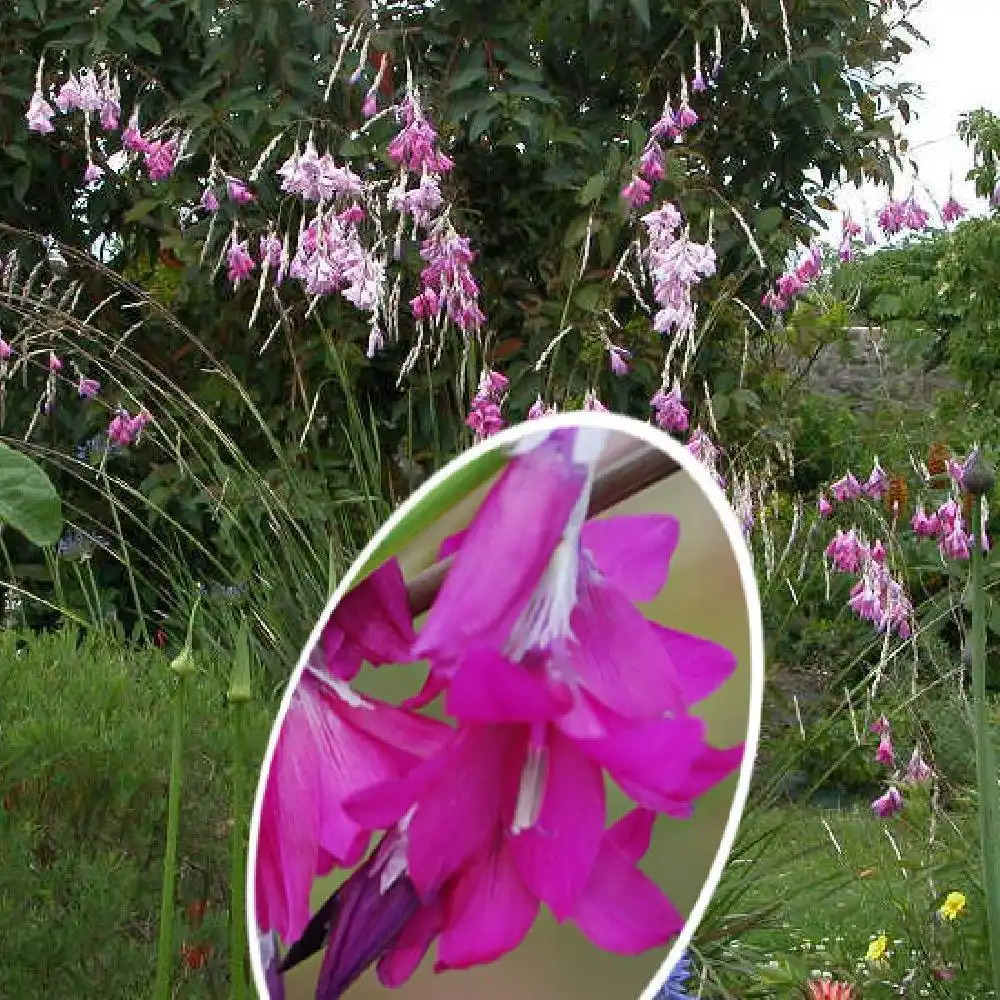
<box><xmin>939</xmin><ymin>892</ymin><xmax>967</xmax><ymax>921</ymax></box>
<box><xmin>866</xmin><ymin>934</ymin><xmax>888</xmax><ymax>962</ymax></box>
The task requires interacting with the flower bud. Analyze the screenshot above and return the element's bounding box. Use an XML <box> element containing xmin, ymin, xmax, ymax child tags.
<box><xmin>963</xmin><ymin>448</ymin><xmax>996</xmax><ymax>496</ymax></box>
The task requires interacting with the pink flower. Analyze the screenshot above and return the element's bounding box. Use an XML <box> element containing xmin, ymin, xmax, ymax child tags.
<box><xmin>621</xmin><ymin>175</ymin><xmax>652</xmax><ymax>208</ymax></box>
<box><xmin>872</xmin><ymin>785</ymin><xmax>903</xmax><ymax>818</ymax></box>
<box><xmin>200</xmin><ymin>187</ymin><xmax>219</xmax><ymax>212</ymax></box>
<box><xmin>875</xmin><ymin>731</ymin><xmax>895</xmax><ymax>767</ymax></box>
<box><xmin>255</xmin><ymin>669</ymin><xmax>451</xmax><ymax>945</ymax></box>
<box><xmin>321</xmin><ymin>558</ymin><xmax>416</xmax><ymax>682</ymax></box>
<box><xmin>911</xmin><ymin>503</ymin><xmax>941</xmax><ymax>538</ymax></box>
<box><xmin>227</xmin><ymin>178</ymin><xmax>255</xmax><ymax>204</ymax></box>
<box><xmin>54</xmin><ymin>74</ymin><xmax>82</xmax><ymax>113</ymax></box>
<box><xmin>687</xmin><ymin>427</ymin><xmax>725</xmax><ymax>488</ymax></box>
<box><xmin>107</xmin><ymin>408</ymin><xmax>150</xmax><ymax>447</ymax></box>
<box><xmin>864</xmin><ymin>459</ymin><xmax>888</xmax><ymax>500</ymax></box>
<box><xmin>674</xmin><ymin>99</ymin><xmax>698</xmax><ymax>129</ymax></box>
<box><xmin>465</xmin><ymin>370</ymin><xmax>509</xmax><ymax>442</ymax></box>
<box><xmin>825</xmin><ymin>528</ymin><xmax>866</xmax><ymax>574</ymax></box>
<box><xmin>838</xmin><ymin>238</ymin><xmax>855</xmax><ymax>263</ymax></box>
<box><xmin>691</xmin><ymin>67</ymin><xmax>707</xmax><ymax>93</ymax></box>
<box><xmin>830</xmin><ymin>472</ymin><xmax>862</xmax><ymax>503</ymax></box>
<box><xmin>818</xmin><ymin>495</ymin><xmax>833</xmax><ymax>518</ymax></box>
<box><xmin>362</xmin><ymin>91</ymin><xmax>378</xmax><ymax>118</ymax></box>
<box><xmin>84</xmin><ymin>162</ymin><xmax>103</xmax><ymax>183</ymax></box>
<box><xmin>0</xmin><ymin>338</ymin><xmax>13</xmax><ymax>361</ymax></box>
<box><xmin>608</xmin><ymin>345</ymin><xmax>631</xmax><ymax>376</ymax></box>
<box><xmin>583</xmin><ymin>390</ymin><xmax>608</xmax><ymax>412</ymax></box>
<box><xmin>842</xmin><ymin>215</ymin><xmax>863</xmax><ymax>238</ymax></box>
<box><xmin>48</xmin><ymin>352</ymin><xmax>62</xmax><ymax>373</ymax></box>
<box><xmin>639</xmin><ymin>141</ymin><xmax>665</xmax><ymax>183</ymax></box>
<box><xmin>387</xmin><ymin>96</ymin><xmax>452</xmax><ymax>175</ymax></box>
<box><xmin>144</xmin><ymin>138</ymin><xmax>178</xmax><ymax>181</ymax></box>
<box><xmin>26</xmin><ymin>89</ymin><xmax>56</xmax><ymax>134</ymax></box>
<box><xmin>78</xmin><ymin>376</ymin><xmax>100</xmax><ymax>399</ymax></box>
<box><xmin>650</xmin><ymin>387</ymin><xmax>689</xmax><ymax>434</ymax></box>
<box><xmin>122</xmin><ymin>111</ymin><xmax>149</xmax><ymax>153</ymax></box>
<box><xmin>941</xmin><ymin>197</ymin><xmax>967</xmax><ymax>224</ymax></box>
<box><xmin>904</xmin><ymin>746</ymin><xmax>933</xmax><ymax>784</ymax></box>
<box><xmin>99</xmin><ymin>95</ymin><xmax>120</xmax><ymax>131</ymax></box>
<box><xmin>227</xmin><ymin>240</ymin><xmax>255</xmax><ymax>285</ymax></box>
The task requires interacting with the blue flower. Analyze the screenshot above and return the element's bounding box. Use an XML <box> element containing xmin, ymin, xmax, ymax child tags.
<box><xmin>657</xmin><ymin>950</ymin><xmax>693</xmax><ymax>1000</ymax></box>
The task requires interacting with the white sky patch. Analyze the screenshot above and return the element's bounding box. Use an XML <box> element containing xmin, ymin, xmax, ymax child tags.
<box><xmin>819</xmin><ymin>0</ymin><xmax>1000</xmax><ymax>240</ymax></box>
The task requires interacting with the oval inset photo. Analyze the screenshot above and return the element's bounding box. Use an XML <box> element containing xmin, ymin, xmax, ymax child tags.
<box><xmin>248</xmin><ymin>412</ymin><xmax>764</xmax><ymax>1000</ymax></box>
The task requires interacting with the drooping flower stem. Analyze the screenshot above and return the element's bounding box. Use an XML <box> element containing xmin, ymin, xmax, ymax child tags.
<box><xmin>153</xmin><ymin>597</ymin><xmax>200</xmax><ymax>1000</ymax></box>
<box><xmin>969</xmin><ymin>487</ymin><xmax>1000</xmax><ymax>993</ymax></box>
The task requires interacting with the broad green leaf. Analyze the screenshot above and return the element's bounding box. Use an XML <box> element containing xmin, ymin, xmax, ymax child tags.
<box><xmin>448</xmin><ymin>64</ymin><xmax>487</xmax><ymax>94</ymax></box>
<box><xmin>352</xmin><ymin>448</ymin><xmax>508</xmax><ymax>586</ymax></box>
<box><xmin>756</xmin><ymin>206</ymin><xmax>784</xmax><ymax>233</ymax></box>
<box><xmin>577</xmin><ymin>171</ymin><xmax>606</xmax><ymax>206</ymax></box>
<box><xmin>136</xmin><ymin>31</ymin><xmax>162</xmax><ymax>54</ymax></box>
<box><xmin>0</xmin><ymin>443</ymin><xmax>62</xmax><ymax>547</ymax></box>
<box><xmin>124</xmin><ymin>199</ymin><xmax>161</xmax><ymax>223</ymax></box>
<box><xmin>503</xmin><ymin>83</ymin><xmax>559</xmax><ymax>106</ymax></box>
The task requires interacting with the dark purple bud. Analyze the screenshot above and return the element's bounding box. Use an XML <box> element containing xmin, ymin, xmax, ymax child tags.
<box><xmin>282</xmin><ymin>832</ymin><xmax>420</xmax><ymax>1000</ymax></box>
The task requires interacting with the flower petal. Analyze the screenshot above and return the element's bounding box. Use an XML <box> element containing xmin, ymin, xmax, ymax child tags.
<box><xmin>650</xmin><ymin>623</ymin><xmax>738</xmax><ymax>706</ymax></box>
<box><xmin>446</xmin><ymin>646</ymin><xmax>571</xmax><ymax>723</ymax></box>
<box><xmin>435</xmin><ymin>836</ymin><xmax>539</xmax><ymax>970</ymax></box>
<box><xmin>377</xmin><ymin>897</ymin><xmax>445</xmax><ymax>988</ymax></box>
<box><xmin>322</xmin><ymin>557</ymin><xmax>415</xmax><ymax>679</ymax></box>
<box><xmin>580</xmin><ymin>514</ymin><xmax>680</xmax><ymax>603</ymax></box>
<box><xmin>569</xmin><ymin>811</ymin><xmax>685</xmax><ymax>954</ymax></box>
<box><xmin>509</xmin><ymin>727</ymin><xmax>606</xmax><ymax>919</ymax></box>
<box><xmin>414</xmin><ymin>433</ymin><xmax>589</xmax><ymax>661</ymax></box>
<box><xmin>569</xmin><ymin>577</ymin><xmax>686</xmax><ymax>717</ymax></box>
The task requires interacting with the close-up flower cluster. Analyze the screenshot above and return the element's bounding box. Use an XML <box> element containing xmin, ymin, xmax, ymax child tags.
<box><xmin>253</xmin><ymin>424</ymin><xmax>749</xmax><ymax>999</ymax></box>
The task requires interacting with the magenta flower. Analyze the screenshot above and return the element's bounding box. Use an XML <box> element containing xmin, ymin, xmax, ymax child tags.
<box><xmin>227</xmin><ymin>239</ymin><xmax>256</xmax><ymax>286</ymax></box>
<box><xmin>608</xmin><ymin>344</ymin><xmax>631</xmax><ymax>376</ymax></box>
<box><xmin>674</xmin><ymin>99</ymin><xmax>698</xmax><ymax>129</ymax></box>
<box><xmin>54</xmin><ymin>74</ymin><xmax>82</xmax><ymax>113</ymax></box>
<box><xmin>687</xmin><ymin>427</ymin><xmax>725</xmax><ymax>488</ymax></box>
<box><xmin>817</xmin><ymin>495</ymin><xmax>833</xmax><ymax>518</ymax></box>
<box><xmin>26</xmin><ymin>89</ymin><xmax>56</xmax><ymax>134</ymax></box>
<box><xmin>639</xmin><ymin>141</ymin><xmax>666</xmax><ymax>183</ymax></box>
<box><xmin>911</xmin><ymin>503</ymin><xmax>940</xmax><ymax>538</ymax></box>
<box><xmin>144</xmin><ymin>137</ymin><xmax>178</xmax><ymax>181</ymax></box>
<box><xmin>830</xmin><ymin>471</ymin><xmax>862</xmax><ymax>502</ymax></box>
<box><xmin>122</xmin><ymin>110</ymin><xmax>149</xmax><ymax>152</ymax></box>
<box><xmin>0</xmin><ymin>338</ymin><xmax>13</xmax><ymax>361</ymax></box>
<box><xmin>321</xmin><ymin>558</ymin><xmax>415</xmax><ymax>681</ymax></box>
<box><xmin>825</xmin><ymin>528</ymin><xmax>866</xmax><ymax>574</ymax></box>
<box><xmin>872</xmin><ymin>785</ymin><xmax>903</xmax><ymax>818</ymax></box>
<box><xmin>864</xmin><ymin>459</ymin><xmax>888</xmax><ymax>500</ymax></box>
<box><xmin>200</xmin><ymin>187</ymin><xmax>220</xmax><ymax>212</ymax></box>
<box><xmin>621</xmin><ymin>175</ymin><xmax>652</xmax><ymax>208</ymax></box>
<box><xmin>875</xmin><ymin>731</ymin><xmax>895</xmax><ymax>767</ymax></box>
<box><xmin>48</xmin><ymin>352</ymin><xmax>62</xmax><ymax>373</ymax></box>
<box><xmin>255</xmin><ymin>668</ymin><xmax>450</xmax><ymax>945</ymax></box>
<box><xmin>362</xmin><ymin>90</ymin><xmax>378</xmax><ymax>118</ymax></box>
<box><xmin>871</xmin><ymin>715</ymin><xmax>890</xmax><ymax>736</ymax></box>
<box><xmin>78</xmin><ymin>376</ymin><xmax>100</xmax><ymax>399</ymax></box>
<box><xmin>227</xmin><ymin>177</ymin><xmax>255</xmax><ymax>204</ymax></box>
<box><xmin>904</xmin><ymin>746</ymin><xmax>933</xmax><ymax>785</ymax></box>
<box><xmin>941</xmin><ymin>197</ymin><xmax>967</xmax><ymax>224</ymax></box>
<box><xmin>842</xmin><ymin>215</ymin><xmax>863</xmax><ymax>238</ymax></box>
<box><xmin>107</xmin><ymin>408</ymin><xmax>150</xmax><ymax>447</ymax></box>
<box><xmin>651</xmin><ymin>386</ymin><xmax>689</xmax><ymax>434</ymax></box>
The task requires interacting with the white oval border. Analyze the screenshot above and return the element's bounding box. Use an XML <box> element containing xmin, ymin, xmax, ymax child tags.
<box><xmin>245</xmin><ymin>410</ymin><xmax>766</xmax><ymax>1000</ymax></box>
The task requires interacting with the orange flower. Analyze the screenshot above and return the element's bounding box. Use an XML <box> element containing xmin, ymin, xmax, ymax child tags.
<box><xmin>807</xmin><ymin>979</ymin><xmax>855</xmax><ymax>1000</ymax></box>
<box><xmin>928</xmin><ymin>442</ymin><xmax>951</xmax><ymax>478</ymax></box>
<box><xmin>180</xmin><ymin>941</ymin><xmax>213</xmax><ymax>970</ymax></box>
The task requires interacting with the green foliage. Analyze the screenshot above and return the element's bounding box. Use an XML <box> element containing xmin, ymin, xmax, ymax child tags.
<box><xmin>0</xmin><ymin>627</ymin><xmax>273</xmax><ymax>999</ymax></box>
<box><xmin>0</xmin><ymin>440</ymin><xmax>62</xmax><ymax>546</ymax></box>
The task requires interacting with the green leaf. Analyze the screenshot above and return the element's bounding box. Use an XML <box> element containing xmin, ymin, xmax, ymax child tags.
<box><xmin>576</xmin><ymin>171</ymin><xmax>606</xmax><ymax>206</ymax></box>
<box><xmin>136</xmin><ymin>31</ymin><xmax>162</xmax><ymax>54</ymax></box>
<box><xmin>124</xmin><ymin>199</ymin><xmax>161</xmax><ymax>223</ymax></box>
<box><xmin>628</xmin><ymin>0</ymin><xmax>651</xmax><ymax>30</ymax></box>
<box><xmin>756</xmin><ymin>206</ymin><xmax>784</xmax><ymax>234</ymax></box>
<box><xmin>448</xmin><ymin>64</ymin><xmax>487</xmax><ymax>94</ymax></box>
<box><xmin>0</xmin><ymin>443</ymin><xmax>62</xmax><ymax>547</ymax></box>
<box><xmin>502</xmin><ymin>82</ymin><xmax>559</xmax><ymax>105</ymax></box>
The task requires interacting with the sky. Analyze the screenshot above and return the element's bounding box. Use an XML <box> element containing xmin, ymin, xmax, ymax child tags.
<box><xmin>826</xmin><ymin>0</ymin><xmax>1000</xmax><ymax>237</ymax></box>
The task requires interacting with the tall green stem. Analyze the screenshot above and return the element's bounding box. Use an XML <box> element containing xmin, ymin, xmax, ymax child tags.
<box><xmin>970</xmin><ymin>490</ymin><xmax>1000</xmax><ymax>992</ymax></box>
<box><xmin>229</xmin><ymin>698</ymin><xmax>248</xmax><ymax>1000</ymax></box>
<box><xmin>153</xmin><ymin>670</ymin><xmax>186</xmax><ymax>1000</ymax></box>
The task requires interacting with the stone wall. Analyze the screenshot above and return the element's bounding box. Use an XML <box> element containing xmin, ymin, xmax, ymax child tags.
<box><xmin>805</xmin><ymin>326</ymin><xmax>957</xmax><ymax>410</ymax></box>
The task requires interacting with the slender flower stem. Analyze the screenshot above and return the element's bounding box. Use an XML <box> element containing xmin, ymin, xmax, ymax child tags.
<box><xmin>970</xmin><ymin>490</ymin><xmax>1000</xmax><ymax>993</ymax></box>
<box><xmin>153</xmin><ymin>670</ymin><xmax>186</xmax><ymax>1000</ymax></box>
<box><xmin>230</xmin><ymin>699</ymin><xmax>248</xmax><ymax>1000</ymax></box>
